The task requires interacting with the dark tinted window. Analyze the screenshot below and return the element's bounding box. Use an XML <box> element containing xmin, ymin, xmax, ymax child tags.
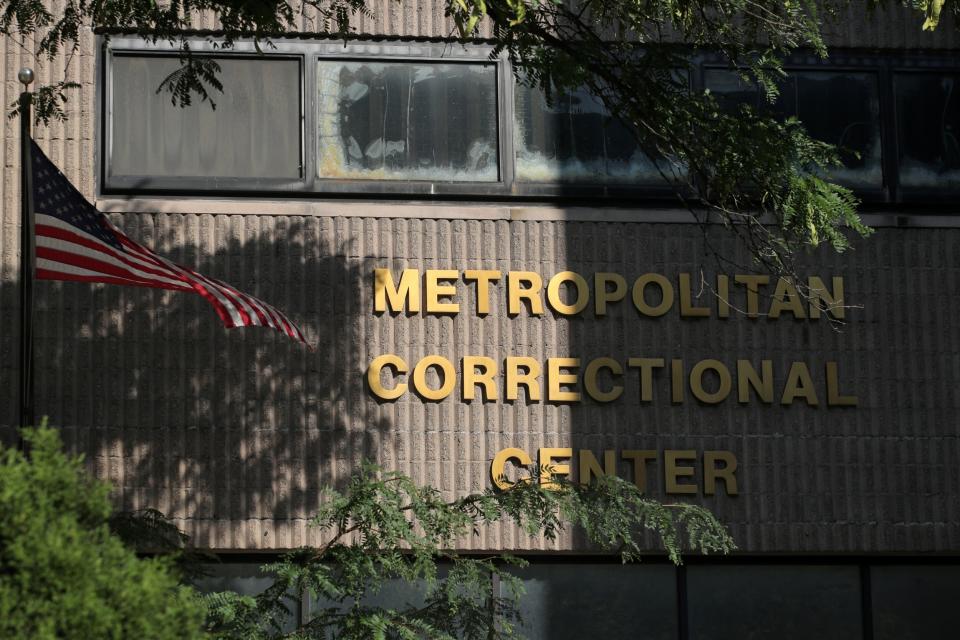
<box><xmin>705</xmin><ymin>69</ymin><xmax>883</xmax><ymax>188</ymax></box>
<box><xmin>872</xmin><ymin>565</ymin><xmax>960</xmax><ymax>638</ymax></box>
<box><xmin>110</xmin><ymin>55</ymin><xmax>301</xmax><ymax>179</ymax></box>
<box><xmin>894</xmin><ymin>72</ymin><xmax>960</xmax><ymax>188</ymax></box>
<box><xmin>687</xmin><ymin>565</ymin><xmax>862</xmax><ymax>639</ymax></box>
<box><xmin>514</xmin><ymin>84</ymin><xmax>679</xmax><ymax>184</ymax></box>
<box><xmin>316</xmin><ymin>61</ymin><xmax>499</xmax><ymax>182</ymax></box>
<box><xmin>507</xmin><ymin>563</ymin><xmax>677</xmax><ymax>640</ymax></box>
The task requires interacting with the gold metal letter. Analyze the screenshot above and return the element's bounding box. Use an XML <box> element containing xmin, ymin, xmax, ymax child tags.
<box><xmin>579</xmin><ymin>450</ymin><xmax>617</xmax><ymax>484</ymax></box>
<box><xmin>717</xmin><ymin>274</ymin><xmax>731</xmax><ymax>318</ymax></box>
<box><xmin>671</xmin><ymin>359</ymin><xmax>685</xmax><ymax>404</ymax></box>
<box><xmin>808</xmin><ymin>276</ymin><xmax>845</xmax><ymax>319</ymax></box>
<box><xmin>546</xmin><ymin>271</ymin><xmax>590</xmax><ymax>315</ymax></box>
<box><xmin>374</xmin><ymin>268</ymin><xmax>420</xmax><ymax>313</ymax></box>
<box><xmin>584</xmin><ymin>357</ymin><xmax>624</xmax><ymax>403</ymax></box>
<box><xmin>463</xmin><ymin>356</ymin><xmax>498</xmax><ymax>401</ymax></box>
<box><xmin>425</xmin><ymin>269</ymin><xmax>460</xmax><ymax>315</ymax></box>
<box><xmin>628</xmin><ymin>358</ymin><xmax>664</xmax><ymax>402</ymax></box>
<box><xmin>491</xmin><ymin>447</ymin><xmax>533</xmax><ymax>490</ymax></box>
<box><xmin>704</xmin><ymin>451</ymin><xmax>738</xmax><ymax>496</ymax></box>
<box><xmin>595</xmin><ymin>272</ymin><xmax>627</xmax><ymax>316</ymax></box>
<box><xmin>539</xmin><ymin>447</ymin><xmax>573</xmax><ymax>488</ymax></box>
<box><xmin>632</xmin><ymin>273</ymin><xmax>675</xmax><ymax>317</ymax></box>
<box><xmin>679</xmin><ymin>273</ymin><xmax>711</xmax><ymax>317</ymax></box>
<box><xmin>508</xmin><ymin>271</ymin><xmax>545</xmax><ymax>316</ymax></box>
<box><xmin>665</xmin><ymin>450</ymin><xmax>698</xmax><ymax>494</ymax></box>
<box><xmin>622</xmin><ymin>450</ymin><xmax>656</xmax><ymax>492</ymax></box>
<box><xmin>411</xmin><ymin>355</ymin><xmax>456</xmax><ymax>401</ymax></box>
<box><xmin>737</xmin><ymin>359</ymin><xmax>774</xmax><ymax>404</ymax></box>
<box><xmin>734</xmin><ymin>274</ymin><xmax>770</xmax><ymax>318</ymax></box>
<box><xmin>826</xmin><ymin>362</ymin><xmax>858</xmax><ymax>406</ymax></box>
<box><xmin>463</xmin><ymin>269</ymin><xmax>501</xmax><ymax>316</ymax></box>
<box><xmin>505</xmin><ymin>356</ymin><xmax>542</xmax><ymax>401</ymax></box>
<box><xmin>547</xmin><ymin>358</ymin><xmax>581</xmax><ymax>402</ymax></box>
<box><xmin>768</xmin><ymin>278</ymin><xmax>806</xmax><ymax>319</ymax></box>
<box><xmin>689</xmin><ymin>359</ymin><xmax>733</xmax><ymax>404</ymax></box>
<box><xmin>781</xmin><ymin>361</ymin><xmax>819</xmax><ymax>406</ymax></box>
<box><xmin>367</xmin><ymin>354</ymin><xmax>408</xmax><ymax>401</ymax></box>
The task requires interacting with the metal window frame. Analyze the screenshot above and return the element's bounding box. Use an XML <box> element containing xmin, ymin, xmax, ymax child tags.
<box><xmin>307</xmin><ymin>42</ymin><xmax>509</xmax><ymax>196</ymax></box>
<box><xmin>100</xmin><ymin>36</ymin><xmax>520</xmax><ymax>199</ymax></box>
<box><xmin>97</xmin><ymin>36</ymin><xmax>691</xmax><ymax>201</ymax></box>
<box><xmin>101</xmin><ymin>39</ymin><xmax>309</xmax><ymax>194</ymax></box>
<box><xmin>99</xmin><ymin>38</ymin><xmax>960</xmax><ymax>206</ymax></box>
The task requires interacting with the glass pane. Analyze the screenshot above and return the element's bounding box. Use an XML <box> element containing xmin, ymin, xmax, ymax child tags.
<box><xmin>872</xmin><ymin>565</ymin><xmax>960</xmax><ymax>638</ymax></box>
<box><xmin>317</xmin><ymin>61</ymin><xmax>498</xmax><ymax>182</ymax></box>
<box><xmin>306</xmin><ymin>576</ymin><xmax>431</xmax><ymax>613</ymax></box>
<box><xmin>687</xmin><ymin>565</ymin><xmax>861</xmax><ymax>640</ymax></box>
<box><xmin>894</xmin><ymin>72</ymin><xmax>960</xmax><ymax>188</ymax></box>
<box><xmin>705</xmin><ymin>69</ymin><xmax>883</xmax><ymax>188</ymax></box>
<box><xmin>507</xmin><ymin>564</ymin><xmax>677</xmax><ymax>640</ymax></box>
<box><xmin>192</xmin><ymin>563</ymin><xmax>298</xmax><ymax>632</ymax></box>
<box><xmin>111</xmin><ymin>56</ymin><xmax>301</xmax><ymax>179</ymax></box>
<box><xmin>514</xmin><ymin>84</ymin><xmax>676</xmax><ymax>184</ymax></box>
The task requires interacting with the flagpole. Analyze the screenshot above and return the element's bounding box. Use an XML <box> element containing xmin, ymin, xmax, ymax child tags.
<box><xmin>18</xmin><ymin>67</ymin><xmax>35</xmax><ymax>432</ymax></box>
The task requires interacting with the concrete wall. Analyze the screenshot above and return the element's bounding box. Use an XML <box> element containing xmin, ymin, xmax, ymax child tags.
<box><xmin>1</xmin><ymin>3</ymin><xmax>959</xmax><ymax>554</ymax></box>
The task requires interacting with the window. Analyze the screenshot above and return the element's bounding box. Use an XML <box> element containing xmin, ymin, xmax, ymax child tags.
<box><xmin>108</xmin><ymin>54</ymin><xmax>302</xmax><ymax>185</ymax></box>
<box><xmin>894</xmin><ymin>72</ymin><xmax>960</xmax><ymax>189</ymax></box>
<box><xmin>192</xmin><ymin>563</ymin><xmax>299</xmax><ymax>632</ymax></box>
<box><xmin>316</xmin><ymin>61</ymin><xmax>499</xmax><ymax>182</ymax></box>
<box><xmin>872</xmin><ymin>565</ymin><xmax>960</xmax><ymax>638</ymax></box>
<box><xmin>101</xmin><ymin>40</ymin><xmax>960</xmax><ymax>203</ymax></box>
<box><xmin>507</xmin><ymin>563</ymin><xmax>677</xmax><ymax>640</ymax></box>
<box><xmin>514</xmin><ymin>84</ymin><xmax>671</xmax><ymax>185</ymax></box>
<box><xmin>686</xmin><ymin>565</ymin><xmax>862</xmax><ymax>639</ymax></box>
<box><xmin>705</xmin><ymin>69</ymin><xmax>883</xmax><ymax>188</ymax></box>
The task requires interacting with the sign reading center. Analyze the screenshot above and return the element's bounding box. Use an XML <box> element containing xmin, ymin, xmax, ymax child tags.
<box><xmin>490</xmin><ymin>447</ymin><xmax>739</xmax><ymax>497</ymax></box>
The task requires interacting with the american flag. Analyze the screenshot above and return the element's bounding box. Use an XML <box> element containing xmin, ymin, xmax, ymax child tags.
<box><xmin>30</xmin><ymin>139</ymin><xmax>310</xmax><ymax>347</ymax></box>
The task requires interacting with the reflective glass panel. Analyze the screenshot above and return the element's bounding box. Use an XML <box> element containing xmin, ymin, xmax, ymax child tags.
<box><xmin>506</xmin><ymin>563</ymin><xmax>677</xmax><ymax>640</ymax></box>
<box><xmin>192</xmin><ymin>563</ymin><xmax>298</xmax><ymax>632</ymax></box>
<box><xmin>514</xmin><ymin>84</ymin><xmax>679</xmax><ymax>184</ymax></box>
<box><xmin>316</xmin><ymin>61</ymin><xmax>499</xmax><ymax>182</ymax></box>
<box><xmin>705</xmin><ymin>69</ymin><xmax>883</xmax><ymax>188</ymax></box>
<box><xmin>894</xmin><ymin>72</ymin><xmax>960</xmax><ymax>188</ymax></box>
<box><xmin>687</xmin><ymin>564</ymin><xmax>862</xmax><ymax>639</ymax></box>
<box><xmin>872</xmin><ymin>565</ymin><xmax>960</xmax><ymax>638</ymax></box>
<box><xmin>111</xmin><ymin>55</ymin><xmax>301</xmax><ymax>179</ymax></box>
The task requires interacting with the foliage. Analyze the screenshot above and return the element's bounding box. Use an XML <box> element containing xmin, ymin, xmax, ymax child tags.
<box><xmin>3</xmin><ymin>0</ymin><xmax>948</xmax><ymax>271</ymax></box>
<box><xmin>0</xmin><ymin>424</ymin><xmax>207</xmax><ymax>639</ymax></box>
<box><xmin>202</xmin><ymin>462</ymin><xmax>734</xmax><ymax>639</ymax></box>
<box><xmin>0</xmin><ymin>425</ymin><xmax>733</xmax><ymax>639</ymax></box>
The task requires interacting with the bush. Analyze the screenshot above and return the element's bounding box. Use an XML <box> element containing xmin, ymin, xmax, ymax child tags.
<box><xmin>0</xmin><ymin>425</ymin><xmax>206</xmax><ymax>639</ymax></box>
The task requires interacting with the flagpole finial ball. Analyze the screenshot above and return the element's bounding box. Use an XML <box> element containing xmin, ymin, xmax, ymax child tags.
<box><xmin>17</xmin><ymin>68</ymin><xmax>34</xmax><ymax>85</ymax></box>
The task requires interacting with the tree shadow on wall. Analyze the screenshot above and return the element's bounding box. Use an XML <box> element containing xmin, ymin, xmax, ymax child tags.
<box><xmin>27</xmin><ymin>216</ymin><xmax>390</xmax><ymax>548</ymax></box>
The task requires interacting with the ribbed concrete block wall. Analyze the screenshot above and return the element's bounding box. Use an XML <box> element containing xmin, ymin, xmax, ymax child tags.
<box><xmin>1</xmin><ymin>2</ymin><xmax>959</xmax><ymax>554</ymax></box>
<box><xmin>2</xmin><ymin>211</ymin><xmax>959</xmax><ymax>553</ymax></box>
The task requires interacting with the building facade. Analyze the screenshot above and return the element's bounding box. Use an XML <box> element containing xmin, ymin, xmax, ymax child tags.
<box><xmin>2</xmin><ymin>4</ymin><xmax>960</xmax><ymax>637</ymax></box>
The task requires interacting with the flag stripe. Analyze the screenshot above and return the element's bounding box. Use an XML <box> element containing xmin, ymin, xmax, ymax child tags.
<box><xmin>37</xmin><ymin>226</ymin><xmax>190</xmax><ymax>289</ymax></box>
<box><xmin>37</xmin><ymin>263</ymin><xmax>178</xmax><ymax>288</ymax></box>
<box><xmin>209</xmin><ymin>277</ymin><xmax>274</xmax><ymax>329</ymax></box>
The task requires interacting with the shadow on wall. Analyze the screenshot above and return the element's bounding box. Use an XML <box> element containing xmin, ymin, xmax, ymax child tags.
<box><xmin>7</xmin><ymin>216</ymin><xmax>391</xmax><ymax>547</ymax></box>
